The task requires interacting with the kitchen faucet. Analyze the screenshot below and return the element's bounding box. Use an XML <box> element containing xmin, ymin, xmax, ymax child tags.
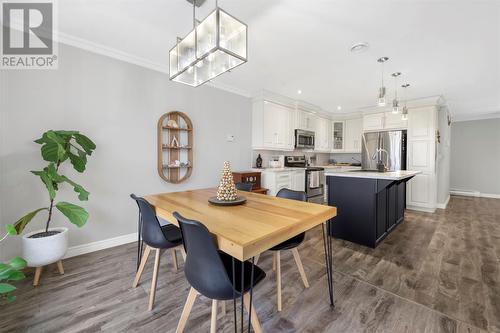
<box><xmin>371</xmin><ymin>148</ymin><xmax>389</xmax><ymax>171</ymax></box>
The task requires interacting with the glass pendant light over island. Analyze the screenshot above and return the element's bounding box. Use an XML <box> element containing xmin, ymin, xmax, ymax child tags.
<box><xmin>391</xmin><ymin>72</ymin><xmax>402</xmax><ymax>114</ymax></box>
<box><xmin>377</xmin><ymin>57</ymin><xmax>389</xmax><ymax>106</ymax></box>
<box><xmin>169</xmin><ymin>1</ymin><xmax>248</xmax><ymax>87</ymax></box>
<box><xmin>401</xmin><ymin>83</ymin><xmax>410</xmax><ymax>120</ymax></box>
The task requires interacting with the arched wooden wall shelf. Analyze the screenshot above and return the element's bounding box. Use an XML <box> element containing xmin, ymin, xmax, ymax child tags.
<box><xmin>157</xmin><ymin>111</ymin><xmax>193</xmax><ymax>183</ymax></box>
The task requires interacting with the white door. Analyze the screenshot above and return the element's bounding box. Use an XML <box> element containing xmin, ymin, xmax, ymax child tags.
<box><xmin>344</xmin><ymin>118</ymin><xmax>362</xmax><ymax>153</ymax></box>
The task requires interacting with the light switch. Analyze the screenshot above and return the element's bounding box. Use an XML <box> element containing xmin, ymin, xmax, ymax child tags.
<box><xmin>226</xmin><ymin>135</ymin><xmax>235</xmax><ymax>142</ymax></box>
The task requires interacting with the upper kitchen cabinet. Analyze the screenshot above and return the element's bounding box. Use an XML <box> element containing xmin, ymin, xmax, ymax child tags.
<box><xmin>296</xmin><ymin>109</ymin><xmax>316</xmax><ymax>131</ymax></box>
<box><xmin>332</xmin><ymin>121</ymin><xmax>345</xmax><ymax>152</ymax></box>
<box><xmin>363</xmin><ymin>112</ymin><xmax>385</xmax><ymax>131</ymax></box>
<box><xmin>344</xmin><ymin>117</ymin><xmax>363</xmax><ymax>153</ymax></box>
<box><xmin>315</xmin><ymin>116</ymin><xmax>331</xmax><ymax>152</ymax></box>
<box><xmin>363</xmin><ymin>112</ymin><xmax>408</xmax><ymax>131</ymax></box>
<box><xmin>252</xmin><ymin>99</ymin><xmax>294</xmax><ymax>150</ymax></box>
<box><xmin>384</xmin><ymin>112</ymin><xmax>408</xmax><ymax>129</ymax></box>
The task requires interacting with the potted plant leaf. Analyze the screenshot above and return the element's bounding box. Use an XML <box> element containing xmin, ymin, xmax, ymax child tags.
<box><xmin>13</xmin><ymin>130</ymin><xmax>96</xmax><ymax>280</ymax></box>
<box><xmin>0</xmin><ymin>225</ymin><xmax>27</xmax><ymax>302</ymax></box>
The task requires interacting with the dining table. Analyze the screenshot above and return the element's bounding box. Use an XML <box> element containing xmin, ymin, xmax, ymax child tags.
<box><xmin>145</xmin><ymin>187</ymin><xmax>337</xmax><ymax>333</ymax></box>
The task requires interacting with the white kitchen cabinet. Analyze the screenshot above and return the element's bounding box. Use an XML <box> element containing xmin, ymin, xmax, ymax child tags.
<box><xmin>315</xmin><ymin>116</ymin><xmax>331</xmax><ymax>152</ymax></box>
<box><xmin>290</xmin><ymin>169</ymin><xmax>305</xmax><ymax>192</ymax></box>
<box><xmin>363</xmin><ymin>113</ymin><xmax>385</xmax><ymax>131</ymax></box>
<box><xmin>384</xmin><ymin>112</ymin><xmax>408</xmax><ymax>129</ymax></box>
<box><xmin>261</xmin><ymin>170</ymin><xmax>292</xmax><ymax>196</ymax></box>
<box><xmin>252</xmin><ymin>100</ymin><xmax>294</xmax><ymax>150</ymax></box>
<box><xmin>344</xmin><ymin>117</ymin><xmax>363</xmax><ymax>153</ymax></box>
<box><xmin>406</xmin><ymin>106</ymin><xmax>438</xmax><ymax>212</ymax></box>
<box><xmin>332</xmin><ymin>121</ymin><xmax>345</xmax><ymax>152</ymax></box>
<box><xmin>297</xmin><ymin>109</ymin><xmax>316</xmax><ymax>131</ymax></box>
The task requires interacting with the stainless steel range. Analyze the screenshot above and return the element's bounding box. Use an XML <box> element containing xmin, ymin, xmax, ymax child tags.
<box><xmin>284</xmin><ymin>155</ymin><xmax>325</xmax><ymax>203</ymax></box>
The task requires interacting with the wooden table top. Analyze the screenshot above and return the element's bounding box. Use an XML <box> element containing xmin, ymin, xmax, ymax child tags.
<box><xmin>145</xmin><ymin>188</ymin><xmax>337</xmax><ymax>261</ymax></box>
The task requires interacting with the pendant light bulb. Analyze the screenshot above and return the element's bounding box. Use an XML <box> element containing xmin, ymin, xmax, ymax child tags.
<box><xmin>401</xmin><ymin>83</ymin><xmax>410</xmax><ymax>120</ymax></box>
<box><xmin>392</xmin><ymin>99</ymin><xmax>399</xmax><ymax>114</ymax></box>
<box><xmin>377</xmin><ymin>57</ymin><xmax>389</xmax><ymax>107</ymax></box>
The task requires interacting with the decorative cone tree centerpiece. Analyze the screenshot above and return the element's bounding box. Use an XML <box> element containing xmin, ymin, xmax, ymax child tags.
<box><xmin>208</xmin><ymin>161</ymin><xmax>246</xmax><ymax>206</ymax></box>
<box><xmin>216</xmin><ymin>161</ymin><xmax>238</xmax><ymax>201</ymax></box>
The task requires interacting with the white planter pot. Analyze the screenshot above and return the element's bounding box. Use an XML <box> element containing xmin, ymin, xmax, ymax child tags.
<box><xmin>22</xmin><ymin>227</ymin><xmax>68</xmax><ymax>267</ymax></box>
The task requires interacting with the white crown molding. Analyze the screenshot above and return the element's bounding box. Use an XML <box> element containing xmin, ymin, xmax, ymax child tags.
<box><xmin>452</xmin><ymin>111</ymin><xmax>500</xmax><ymax>122</ymax></box>
<box><xmin>52</xmin><ymin>31</ymin><xmax>253</xmax><ymax>98</ymax></box>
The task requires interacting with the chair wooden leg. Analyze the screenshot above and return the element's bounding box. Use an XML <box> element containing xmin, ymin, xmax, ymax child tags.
<box><xmin>148</xmin><ymin>248</ymin><xmax>161</xmax><ymax>311</ymax></box>
<box><xmin>291</xmin><ymin>248</ymin><xmax>309</xmax><ymax>288</ymax></box>
<box><xmin>171</xmin><ymin>248</ymin><xmax>178</xmax><ymax>271</ymax></box>
<box><xmin>33</xmin><ymin>267</ymin><xmax>43</xmax><ymax>286</ymax></box>
<box><xmin>254</xmin><ymin>254</ymin><xmax>260</xmax><ymax>265</ymax></box>
<box><xmin>175</xmin><ymin>287</ymin><xmax>199</xmax><ymax>333</ymax></box>
<box><xmin>276</xmin><ymin>251</ymin><xmax>282</xmax><ymax>311</ymax></box>
<box><xmin>132</xmin><ymin>245</ymin><xmax>151</xmax><ymax>288</ymax></box>
<box><xmin>56</xmin><ymin>260</ymin><xmax>64</xmax><ymax>275</ymax></box>
<box><xmin>272</xmin><ymin>252</ymin><xmax>276</xmax><ymax>271</ymax></box>
<box><xmin>243</xmin><ymin>293</ymin><xmax>263</xmax><ymax>333</ymax></box>
<box><xmin>210</xmin><ymin>299</ymin><xmax>218</xmax><ymax>333</ymax></box>
<box><xmin>220</xmin><ymin>300</ymin><xmax>226</xmax><ymax>316</ymax></box>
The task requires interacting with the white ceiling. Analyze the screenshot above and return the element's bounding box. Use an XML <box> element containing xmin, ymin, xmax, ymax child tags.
<box><xmin>57</xmin><ymin>0</ymin><xmax>500</xmax><ymax>117</ymax></box>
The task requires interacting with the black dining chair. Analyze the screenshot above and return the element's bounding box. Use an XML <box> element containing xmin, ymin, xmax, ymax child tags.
<box><xmin>130</xmin><ymin>194</ymin><xmax>186</xmax><ymax>311</ymax></box>
<box><xmin>257</xmin><ymin>188</ymin><xmax>309</xmax><ymax>312</ymax></box>
<box><xmin>173</xmin><ymin>212</ymin><xmax>266</xmax><ymax>333</ymax></box>
<box><xmin>235</xmin><ymin>182</ymin><xmax>253</xmax><ymax>192</ymax></box>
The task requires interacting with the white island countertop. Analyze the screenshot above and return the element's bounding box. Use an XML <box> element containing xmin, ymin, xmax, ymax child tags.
<box><xmin>325</xmin><ymin>169</ymin><xmax>421</xmax><ymax>180</ymax></box>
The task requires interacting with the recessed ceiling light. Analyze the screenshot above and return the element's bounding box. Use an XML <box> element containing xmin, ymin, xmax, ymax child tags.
<box><xmin>337</xmin><ymin>106</ymin><xmax>342</xmax><ymax>111</ymax></box>
<box><xmin>350</xmin><ymin>42</ymin><xmax>369</xmax><ymax>53</ymax></box>
<box><xmin>297</xmin><ymin>89</ymin><xmax>302</xmax><ymax>94</ymax></box>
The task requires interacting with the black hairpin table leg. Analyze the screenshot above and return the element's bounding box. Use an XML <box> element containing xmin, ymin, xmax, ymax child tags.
<box><xmin>322</xmin><ymin>221</ymin><xmax>335</xmax><ymax>307</ymax></box>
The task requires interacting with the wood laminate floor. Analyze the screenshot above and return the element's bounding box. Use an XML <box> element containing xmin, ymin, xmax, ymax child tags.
<box><xmin>1</xmin><ymin>196</ymin><xmax>499</xmax><ymax>332</ymax></box>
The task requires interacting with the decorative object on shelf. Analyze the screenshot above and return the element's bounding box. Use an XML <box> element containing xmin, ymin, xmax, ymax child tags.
<box><xmin>167</xmin><ymin>119</ymin><xmax>179</xmax><ymax>128</ymax></box>
<box><xmin>169</xmin><ymin>0</ymin><xmax>248</xmax><ymax>87</ymax></box>
<box><xmin>12</xmin><ymin>130</ymin><xmax>96</xmax><ymax>286</ymax></box>
<box><xmin>158</xmin><ymin>111</ymin><xmax>193</xmax><ymax>183</ymax></box>
<box><xmin>447</xmin><ymin>113</ymin><xmax>452</xmax><ymax>126</ymax></box>
<box><xmin>232</xmin><ymin>171</ymin><xmax>268</xmax><ymax>194</ymax></box>
<box><xmin>209</xmin><ymin>161</ymin><xmax>246</xmax><ymax>206</ymax></box>
<box><xmin>401</xmin><ymin>83</ymin><xmax>410</xmax><ymax>120</ymax></box>
<box><xmin>436</xmin><ymin>130</ymin><xmax>441</xmax><ymax>143</ymax></box>
<box><xmin>391</xmin><ymin>72</ymin><xmax>402</xmax><ymax>114</ymax></box>
<box><xmin>256</xmin><ymin>154</ymin><xmax>263</xmax><ymax>168</ymax></box>
<box><xmin>377</xmin><ymin>57</ymin><xmax>389</xmax><ymax>106</ymax></box>
<box><xmin>171</xmin><ymin>136</ymin><xmax>180</xmax><ymax>148</ymax></box>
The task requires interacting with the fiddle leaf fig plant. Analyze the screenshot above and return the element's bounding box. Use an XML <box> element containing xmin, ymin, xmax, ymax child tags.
<box><xmin>13</xmin><ymin>130</ymin><xmax>96</xmax><ymax>235</ymax></box>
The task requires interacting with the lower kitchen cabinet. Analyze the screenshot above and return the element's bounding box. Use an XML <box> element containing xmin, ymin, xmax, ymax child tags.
<box><xmin>261</xmin><ymin>169</ymin><xmax>305</xmax><ymax>196</ymax></box>
<box><xmin>328</xmin><ymin>175</ymin><xmax>410</xmax><ymax>248</ymax></box>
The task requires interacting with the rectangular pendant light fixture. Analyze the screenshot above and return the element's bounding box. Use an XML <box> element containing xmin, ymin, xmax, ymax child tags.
<box><xmin>169</xmin><ymin>7</ymin><xmax>248</xmax><ymax>87</ymax></box>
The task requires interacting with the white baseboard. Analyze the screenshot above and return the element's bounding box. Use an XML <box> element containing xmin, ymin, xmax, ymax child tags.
<box><xmin>450</xmin><ymin>189</ymin><xmax>500</xmax><ymax>199</ymax></box>
<box><xmin>436</xmin><ymin>194</ymin><xmax>450</xmax><ymax>209</ymax></box>
<box><xmin>407</xmin><ymin>205</ymin><xmax>436</xmax><ymax>213</ymax></box>
<box><xmin>64</xmin><ymin>232</ymin><xmax>138</xmax><ymax>259</ymax></box>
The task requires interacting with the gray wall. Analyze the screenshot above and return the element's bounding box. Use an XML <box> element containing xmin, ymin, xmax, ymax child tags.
<box><xmin>0</xmin><ymin>44</ymin><xmax>252</xmax><ymax>260</ymax></box>
<box><xmin>450</xmin><ymin>118</ymin><xmax>500</xmax><ymax>195</ymax></box>
<box><xmin>437</xmin><ymin>107</ymin><xmax>451</xmax><ymax>205</ymax></box>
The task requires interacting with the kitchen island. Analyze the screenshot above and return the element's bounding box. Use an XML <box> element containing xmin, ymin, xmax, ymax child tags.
<box><xmin>326</xmin><ymin>170</ymin><xmax>420</xmax><ymax>248</ymax></box>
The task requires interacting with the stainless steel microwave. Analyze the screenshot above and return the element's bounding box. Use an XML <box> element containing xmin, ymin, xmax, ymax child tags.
<box><xmin>295</xmin><ymin>129</ymin><xmax>315</xmax><ymax>149</ymax></box>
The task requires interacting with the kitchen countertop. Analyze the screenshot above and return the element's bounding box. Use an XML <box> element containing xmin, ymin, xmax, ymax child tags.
<box><xmin>325</xmin><ymin>169</ymin><xmax>421</xmax><ymax>180</ymax></box>
<box><xmin>252</xmin><ymin>165</ymin><xmax>361</xmax><ymax>172</ymax></box>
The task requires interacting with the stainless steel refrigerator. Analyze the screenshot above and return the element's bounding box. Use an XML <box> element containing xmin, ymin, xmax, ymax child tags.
<box><xmin>361</xmin><ymin>130</ymin><xmax>407</xmax><ymax>171</ymax></box>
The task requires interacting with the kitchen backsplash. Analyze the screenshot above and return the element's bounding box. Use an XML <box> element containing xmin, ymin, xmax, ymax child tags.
<box><xmin>330</xmin><ymin>153</ymin><xmax>362</xmax><ymax>164</ymax></box>
<box><xmin>252</xmin><ymin>150</ymin><xmax>331</xmax><ymax>168</ymax></box>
